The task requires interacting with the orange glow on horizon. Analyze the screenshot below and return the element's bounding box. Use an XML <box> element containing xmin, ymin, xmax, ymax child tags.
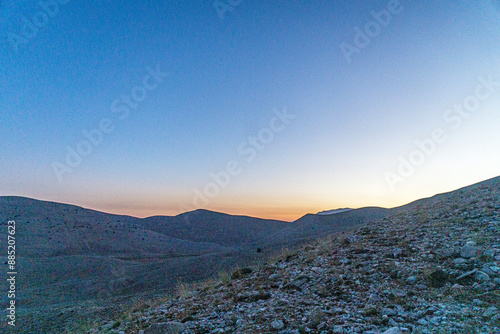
<box><xmin>76</xmin><ymin>199</ymin><xmax>396</xmax><ymax>222</ymax></box>
<box><xmin>24</xmin><ymin>174</ymin><xmax>498</xmax><ymax>222</ymax></box>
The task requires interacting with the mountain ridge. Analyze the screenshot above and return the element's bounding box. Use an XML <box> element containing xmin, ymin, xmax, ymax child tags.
<box><xmin>1</xmin><ymin>175</ymin><xmax>499</xmax><ymax>333</ymax></box>
<box><xmin>100</xmin><ymin>175</ymin><xmax>500</xmax><ymax>334</ymax></box>
<box><xmin>3</xmin><ymin>174</ymin><xmax>499</xmax><ymax>221</ymax></box>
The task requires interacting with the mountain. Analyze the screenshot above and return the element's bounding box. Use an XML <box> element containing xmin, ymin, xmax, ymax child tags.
<box><xmin>0</xmin><ymin>195</ymin><xmax>393</xmax><ymax>333</ymax></box>
<box><xmin>0</xmin><ymin>198</ymin><xmax>281</xmax><ymax>304</ymax></box>
<box><xmin>1</xmin><ymin>175</ymin><xmax>499</xmax><ymax>332</ymax></box>
<box><xmin>139</xmin><ymin>209</ymin><xmax>289</xmax><ymax>248</ymax></box>
<box><xmin>0</xmin><ymin>198</ymin><xmax>293</xmax><ymax>333</ymax></box>
<box><xmin>0</xmin><ymin>197</ymin><xmax>231</xmax><ymax>258</ymax></box>
<box><xmin>102</xmin><ymin>175</ymin><xmax>500</xmax><ymax>334</ymax></box>
<box><xmin>261</xmin><ymin>207</ymin><xmax>390</xmax><ymax>247</ymax></box>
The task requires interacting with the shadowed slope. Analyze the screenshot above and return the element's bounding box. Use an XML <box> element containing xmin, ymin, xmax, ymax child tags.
<box><xmin>140</xmin><ymin>209</ymin><xmax>290</xmax><ymax>248</ymax></box>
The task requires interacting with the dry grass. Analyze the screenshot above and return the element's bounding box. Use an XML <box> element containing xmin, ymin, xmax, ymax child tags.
<box><xmin>218</xmin><ymin>269</ymin><xmax>231</xmax><ymax>285</ymax></box>
<box><xmin>269</xmin><ymin>247</ymin><xmax>296</xmax><ymax>263</ymax></box>
<box><xmin>68</xmin><ymin>318</ymin><xmax>99</xmax><ymax>333</ymax></box>
<box><xmin>175</xmin><ymin>281</ymin><xmax>197</xmax><ymax>299</ymax></box>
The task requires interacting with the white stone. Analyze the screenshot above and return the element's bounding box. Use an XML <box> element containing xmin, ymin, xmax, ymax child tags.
<box><xmin>271</xmin><ymin>320</ymin><xmax>284</xmax><ymax>330</ymax></box>
<box><xmin>460</xmin><ymin>243</ymin><xmax>478</xmax><ymax>258</ymax></box>
<box><xmin>483</xmin><ymin>306</ymin><xmax>498</xmax><ymax>317</ymax></box>
<box><xmin>476</xmin><ymin>271</ymin><xmax>491</xmax><ymax>283</ymax></box>
<box><xmin>383</xmin><ymin>327</ymin><xmax>403</xmax><ymax>334</ymax></box>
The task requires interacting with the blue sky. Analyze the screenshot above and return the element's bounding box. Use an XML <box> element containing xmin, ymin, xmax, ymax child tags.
<box><xmin>1</xmin><ymin>0</ymin><xmax>500</xmax><ymax>220</ymax></box>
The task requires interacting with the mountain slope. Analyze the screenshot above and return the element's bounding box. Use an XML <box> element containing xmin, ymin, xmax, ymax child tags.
<box><xmin>261</xmin><ymin>206</ymin><xmax>390</xmax><ymax>248</ymax></box>
<box><xmin>115</xmin><ymin>176</ymin><xmax>500</xmax><ymax>334</ymax></box>
<box><xmin>140</xmin><ymin>209</ymin><xmax>289</xmax><ymax>248</ymax></box>
<box><xmin>0</xmin><ymin>197</ymin><xmax>231</xmax><ymax>257</ymax></box>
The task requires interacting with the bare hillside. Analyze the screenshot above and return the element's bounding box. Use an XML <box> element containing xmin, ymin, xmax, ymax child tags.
<box><xmin>109</xmin><ymin>177</ymin><xmax>500</xmax><ymax>333</ymax></box>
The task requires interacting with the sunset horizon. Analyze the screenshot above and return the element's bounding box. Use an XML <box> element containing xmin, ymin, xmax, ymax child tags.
<box><xmin>4</xmin><ymin>173</ymin><xmax>498</xmax><ymax>221</ymax></box>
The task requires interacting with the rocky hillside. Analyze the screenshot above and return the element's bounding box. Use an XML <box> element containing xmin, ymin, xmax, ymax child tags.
<box><xmin>0</xmin><ymin>195</ymin><xmax>394</xmax><ymax>333</ymax></box>
<box><xmin>106</xmin><ymin>177</ymin><xmax>500</xmax><ymax>333</ymax></box>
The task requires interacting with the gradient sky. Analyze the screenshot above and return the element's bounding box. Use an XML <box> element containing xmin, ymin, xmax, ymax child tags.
<box><xmin>1</xmin><ymin>0</ymin><xmax>500</xmax><ymax>221</ymax></box>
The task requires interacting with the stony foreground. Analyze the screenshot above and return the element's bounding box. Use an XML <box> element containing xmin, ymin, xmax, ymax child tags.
<box><xmin>96</xmin><ymin>181</ymin><xmax>500</xmax><ymax>333</ymax></box>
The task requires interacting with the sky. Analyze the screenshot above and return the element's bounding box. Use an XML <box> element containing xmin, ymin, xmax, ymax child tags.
<box><xmin>1</xmin><ymin>0</ymin><xmax>500</xmax><ymax>221</ymax></box>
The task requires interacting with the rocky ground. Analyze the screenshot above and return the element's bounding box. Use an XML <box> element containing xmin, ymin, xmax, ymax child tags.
<box><xmin>94</xmin><ymin>181</ymin><xmax>500</xmax><ymax>334</ymax></box>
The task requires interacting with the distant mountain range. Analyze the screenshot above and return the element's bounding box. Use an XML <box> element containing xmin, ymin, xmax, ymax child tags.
<box><xmin>1</xmin><ymin>175</ymin><xmax>499</xmax><ymax>333</ymax></box>
<box><xmin>0</xmin><ymin>196</ymin><xmax>387</xmax><ymax>312</ymax></box>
